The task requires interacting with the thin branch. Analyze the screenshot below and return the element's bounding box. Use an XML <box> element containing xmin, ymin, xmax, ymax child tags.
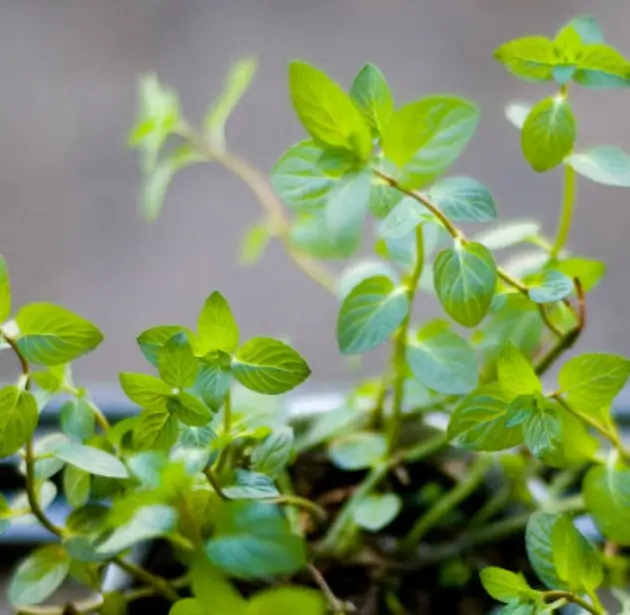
<box><xmin>543</xmin><ymin>590</ymin><xmax>601</xmax><ymax>615</ymax></box>
<box><xmin>205</xmin><ymin>467</ymin><xmax>229</xmax><ymax>499</ymax></box>
<box><xmin>308</xmin><ymin>564</ymin><xmax>346</xmax><ymax>614</ymax></box>
<box><xmin>112</xmin><ymin>557</ymin><xmax>180</xmax><ymax>603</ymax></box>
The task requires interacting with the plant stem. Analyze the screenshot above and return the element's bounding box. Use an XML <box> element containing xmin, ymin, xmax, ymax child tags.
<box><xmin>543</xmin><ymin>591</ymin><xmax>602</xmax><ymax>615</ymax></box>
<box><xmin>550</xmin><ymin>164</ymin><xmax>577</xmax><ymax>260</ymax></box>
<box><xmin>308</xmin><ymin>564</ymin><xmax>345</xmax><ymax>614</ymax></box>
<box><xmin>223</xmin><ymin>389</ymin><xmax>233</xmax><ymax>436</ymax></box>
<box><xmin>387</xmin><ymin>225</ymin><xmax>424</xmax><ymax>452</ymax></box>
<box><xmin>403</xmin><ymin>455</ymin><xmax>493</xmax><ymax>548</ymax></box>
<box><xmin>272</xmin><ymin>494</ymin><xmax>327</xmax><ymax>521</ymax></box>
<box><xmin>205</xmin><ymin>467</ymin><xmax>229</xmax><ymax>499</ymax></box>
<box><xmin>112</xmin><ymin>557</ymin><xmax>180</xmax><ymax>602</ymax></box>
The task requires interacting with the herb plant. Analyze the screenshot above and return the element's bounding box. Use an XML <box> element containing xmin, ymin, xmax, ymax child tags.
<box><xmin>3</xmin><ymin>13</ymin><xmax>630</xmax><ymax>615</ymax></box>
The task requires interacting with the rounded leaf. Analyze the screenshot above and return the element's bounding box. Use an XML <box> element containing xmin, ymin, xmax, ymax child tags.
<box><xmin>352</xmin><ymin>493</ymin><xmax>401</xmax><ymax>531</ymax></box>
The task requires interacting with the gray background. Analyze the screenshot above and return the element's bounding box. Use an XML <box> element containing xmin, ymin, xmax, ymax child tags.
<box><xmin>2</xmin><ymin>0</ymin><xmax>630</xmax><ymax>387</ymax></box>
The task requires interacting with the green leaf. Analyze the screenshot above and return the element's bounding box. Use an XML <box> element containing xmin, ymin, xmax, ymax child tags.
<box><xmin>137</xmin><ymin>325</ymin><xmax>194</xmax><ymax>367</ymax></box>
<box><xmin>14</xmin><ymin>303</ymin><xmax>103</xmax><ymax>366</ymax></box>
<box><xmin>195</xmin><ymin>350</ymin><xmax>232</xmax><ymax>411</ymax></box>
<box><xmin>290</xmin><ymin>211</ymin><xmax>359</xmax><ymax>260</ymax></box>
<box><xmin>504</xmin><ymin>101</ymin><xmax>532</xmax><ymax>131</ymax></box>
<box><xmin>119</xmin><ymin>373</ymin><xmax>172</xmax><ymax>409</ymax></box>
<box><xmin>406</xmin><ymin>323</ymin><xmax>478</xmax><ymax>395</ymax></box>
<box><xmin>349</xmin><ymin>63</ymin><xmax>394</xmax><ymax>137</ymax></box>
<box><xmin>434</xmin><ymin>242</ymin><xmax>497</xmax><ymax>328</ymax></box>
<box><xmin>498</xmin><ymin>601</ymin><xmax>536</xmax><ymax>615</ymax></box>
<box><xmin>0</xmin><ymin>255</ymin><xmax>11</xmax><ymax>322</ymax></box>
<box><xmin>288</xmin><ymin>61</ymin><xmax>372</xmax><ymax>159</ymax></box>
<box><xmin>554</xmin><ymin>25</ymin><xmax>583</xmax><ymax>63</ymax></box>
<box><xmin>191</xmin><ymin>556</ymin><xmax>247</xmax><ymax>614</ymax></box>
<box><xmin>521</xmin><ymin>96</ymin><xmax>576</xmax><ymax>172</ymax></box>
<box><xmin>232</xmin><ymin>338</ymin><xmax>310</xmax><ymax>394</ymax></box>
<box><xmin>565</xmin><ymin>15</ymin><xmax>604</xmax><ymax>45</ymax></box>
<box><xmin>574</xmin><ymin>44</ymin><xmax>630</xmax><ymax>88</ymax></box>
<box><xmin>428</xmin><ymin>177</ymin><xmax>496</xmax><ymax>223</ymax></box>
<box><xmin>555</xmin><ymin>257</ymin><xmax>606</xmax><ymax>293</ymax></box>
<box><xmin>240</xmin><ymin>223</ymin><xmax>270</xmax><ymax>265</ymax></box>
<box><xmin>352</xmin><ymin>493</ymin><xmax>401</xmax><ymax>531</ymax></box>
<box><xmin>527</xmin><ymin>270</ymin><xmax>573</xmax><ymax>303</ymax></box>
<box><xmin>169</xmin><ymin>392</ymin><xmax>212</xmax><ymax>427</ymax></box>
<box><xmin>8</xmin><ymin>545</ymin><xmax>70</xmax><ymax>606</ymax></box>
<box><xmin>223</xmin><ymin>469</ymin><xmax>279</xmax><ymax>500</ymax></box>
<box><xmin>473</xmin><ymin>220</ymin><xmax>540</xmax><ymax>250</ymax></box>
<box><xmin>583</xmin><ymin>462</ymin><xmax>630</xmax><ymax>545</ymax></box>
<box><xmin>526</xmin><ymin>512</ymin><xmax>568</xmax><ymax>589</ymax></box>
<box><xmin>0</xmin><ymin>387</ymin><xmax>38</xmax><ymax>457</ymax></box>
<box><xmin>558</xmin><ymin>353</ymin><xmax>630</xmax><ymax>416</ymax></box>
<box><xmin>382</xmin><ymin>95</ymin><xmax>479</xmax><ymax>181</ymax></box>
<box><xmin>567</xmin><ymin>146</ymin><xmax>630</xmax><ymax>187</ymax></box>
<box><xmin>551</xmin><ymin>514</ymin><xmax>603</xmax><ymax>592</ymax></box>
<box><xmin>97</xmin><ymin>505</ymin><xmax>177</xmax><ymax>554</ymax></box>
<box><xmin>63</xmin><ymin>464</ymin><xmax>90</xmax><ymax>508</ymax></box>
<box><xmin>27</xmin><ymin>434</ymin><xmax>69</xmax><ymax>481</ymax></box>
<box><xmin>337</xmin><ymin>275</ymin><xmax>408</xmax><ymax>355</ymax></box>
<box><xmin>55</xmin><ymin>443</ymin><xmax>128</xmax><ymax>479</ymax></box>
<box><xmin>134</xmin><ymin>408</ymin><xmax>179</xmax><ymax>451</ymax></box>
<box><xmin>497</xmin><ymin>342</ymin><xmax>541</xmax><ymax>399</ymax></box>
<box><xmin>169</xmin><ymin>599</ymin><xmax>204</xmax><ymax>615</ymax></box>
<box><xmin>556</xmin><ymin>405</ymin><xmax>599</xmax><ymax>466</ymax></box>
<box><xmin>249</xmin><ymin>587</ymin><xmax>326</xmax><ymax>615</ymax></box>
<box><xmin>329</xmin><ymin>432</ymin><xmax>386</xmax><ymax>470</ymax></box>
<box><xmin>205</xmin><ymin>501</ymin><xmax>307</xmax><ymax>578</ymax></box>
<box><xmin>198</xmin><ymin>291</ymin><xmax>239</xmax><ymax>354</ymax></box>
<box><xmin>337</xmin><ymin>260</ymin><xmax>398</xmax><ymax>302</ymax></box>
<box><xmin>505</xmin><ymin>395</ymin><xmax>538</xmax><ymax>428</ymax></box>
<box><xmin>100</xmin><ymin>592</ymin><xmax>128</xmax><ymax>615</ymax></box>
<box><xmin>325</xmin><ymin>171</ymin><xmax>370</xmax><ymax>249</ymax></box>
<box><xmin>369</xmin><ymin>164</ymin><xmax>404</xmax><ymax>217</ymax></box>
<box><xmin>448</xmin><ymin>385</ymin><xmax>523</xmax><ymax>452</ymax></box>
<box><xmin>157</xmin><ymin>332</ymin><xmax>198</xmax><ymax>388</ymax></box>
<box><xmin>494</xmin><ymin>36</ymin><xmax>559</xmax><ymax>81</ymax></box>
<box><xmin>206</xmin><ymin>57</ymin><xmax>258</xmax><ymax>149</ymax></box>
<box><xmin>479</xmin><ymin>567</ymin><xmax>532</xmax><ymax>604</ymax></box>
<box><xmin>251</xmin><ymin>427</ymin><xmax>294</xmax><ymax>479</ymax></box>
<box><xmin>60</xmin><ymin>399</ymin><xmax>95</xmax><ymax>442</ymax></box>
<box><xmin>379</xmin><ymin>197</ymin><xmax>432</xmax><ymax>240</ymax></box>
<box><xmin>524</xmin><ymin>404</ymin><xmax>562</xmax><ymax>464</ymax></box>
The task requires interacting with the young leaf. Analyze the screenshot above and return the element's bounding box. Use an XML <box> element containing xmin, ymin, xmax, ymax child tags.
<box><xmin>251</xmin><ymin>427</ymin><xmax>294</xmax><ymax>479</ymax></box>
<box><xmin>8</xmin><ymin>545</ymin><xmax>70</xmax><ymax>606</ymax></box>
<box><xmin>349</xmin><ymin>63</ymin><xmax>394</xmax><ymax>137</ymax></box>
<box><xmin>55</xmin><ymin>443</ymin><xmax>128</xmax><ymax>479</ymax></box>
<box><xmin>27</xmin><ymin>433</ymin><xmax>69</xmax><ymax>481</ymax></box>
<box><xmin>554</xmin><ymin>25</ymin><xmax>582</xmax><ymax>63</ymax></box>
<box><xmin>479</xmin><ymin>567</ymin><xmax>532</xmax><ymax>604</ymax></box>
<box><xmin>325</xmin><ymin>171</ymin><xmax>370</xmax><ymax>247</ymax></box>
<box><xmin>134</xmin><ymin>408</ymin><xmax>179</xmax><ymax>451</ymax></box>
<box><xmin>97</xmin><ymin>505</ymin><xmax>177</xmax><ymax>555</ymax></box>
<box><xmin>337</xmin><ymin>275</ymin><xmax>408</xmax><ymax>355</ymax></box>
<box><xmin>157</xmin><ymin>332</ymin><xmax>198</xmax><ymax>388</ymax></box>
<box><xmin>565</xmin><ymin>15</ymin><xmax>604</xmax><ymax>45</ymax></box>
<box><xmin>329</xmin><ymin>432</ymin><xmax>387</xmax><ymax>470</ymax></box>
<box><xmin>352</xmin><ymin>493</ymin><xmax>401</xmax><ymax>531</ymax></box>
<box><xmin>232</xmin><ymin>338</ymin><xmax>311</xmax><ymax>394</ymax></box>
<box><xmin>205</xmin><ymin>500</ymin><xmax>307</xmax><ymax>578</ymax></box>
<box><xmin>63</xmin><ymin>465</ymin><xmax>91</xmax><ymax>508</ymax></box>
<box><xmin>60</xmin><ymin>399</ymin><xmax>95</xmax><ymax>442</ymax></box>
<box><xmin>525</xmin><ymin>512</ymin><xmax>568</xmax><ymax>589</ymax></box>
<box><xmin>448</xmin><ymin>385</ymin><xmax>523</xmax><ymax>451</ymax></box>
<box><xmin>14</xmin><ymin>303</ymin><xmax>103</xmax><ymax>366</ymax></box>
<box><xmin>433</xmin><ymin>242</ymin><xmax>497</xmax><ymax>327</ymax></box>
<box><xmin>249</xmin><ymin>587</ymin><xmax>325</xmax><ymax>615</ymax></box>
<box><xmin>497</xmin><ymin>342</ymin><xmax>541</xmax><ymax>399</ymax></box>
<box><xmin>195</xmin><ymin>350</ymin><xmax>232</xmax><ymax>411</ymax></box>
<box><xmin>197</xmin><ymin>291</ymin><xmax>239</xmax><ymax>354</ymax></box>
<box><xmin>428</xmin><ymin>177</ymin><xmax>497</xmax><ymax>223</ymax></box>
<box><xmin>240</xmin><ymin>223</ymin><xmax>270</xmax><ymax>265</ymax></box>
<box><xmin>222</xmin><ymin>469</ymin><xmax>279</xmax><ymax>500</ymax></box>
<box><xmin>494</xmin><ymin>36</ymin><xmax>559</xmax><ymax>81</ymax></box>
<box><xmin>558</xmin><ymin>353</ymin><xmax>630</xmax><ymax>416</ymax></box>
<box><xmin>0</xmin><ymin>387</ymin><xmax>38</xmax><ymax>457</ymax></box>
<box><xmin>119</xmin><ymin>373</ymin><xmax>172</xmax><ymax>409</ymax></box>
<box><xmin>379</xmin><ymin>198</ymin><xmax>431</xmax><ymax>239</ymax></box>
<box><xmin>527</xmin><ymin>270</ymin><xmax>573</xmax><ymax>303</ymax></box>
<box><xmin>169</xmin><ymin>392</ymin><xmax>212</xmax><ymax>427</ymax></box>
<box><xmin>137</xmin><ymin>325</ymin><xmax>194</xmax><ymax>367</ymax></box>
<box><xmin>524</xmin><ymin>404</ymin><xmax>562</xmax><ymax>464</ymax></box>
<box><xmin>567</xmin><ymin>146</ymin><xmax>630</xmax><ymax>187</ymax></box>
<box><xmin>288</xmin><ymin>61</ymin><xmax>372</xmax><ymax>159</ymax></box>
<box><xmin>521</xmin><ymin>96</ymin><xmax>576</xmax><ymax>172</ymax></box>
<box><xmin>381</xmin><ymin>95</ymin><xmax>479</xmax><ymax>179</ymax></box>
<box><xmin>574</xmin><ymin>44</ymin><xmax>630</xmax><ymax>88</ymax></box>
<box><xmin>0</xmin><ymin>255</ymin><xmax>11</xmax><ymax>322</ymax></box>
<box><xmin>406</xmin><ymin>324</ymin><xmax>478</xmax><ymax>395</ymax></box>
<box><xmin>583</xmin><ymin>462</ymin><xmax>630</xmax><ymax>545</ymax></box>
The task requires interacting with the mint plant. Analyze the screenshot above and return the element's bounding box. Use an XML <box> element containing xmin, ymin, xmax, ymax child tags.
<box><xmin>3</xmin><ymin>13</ymin><xmax>630</xmax><ymax>615</ymax></box>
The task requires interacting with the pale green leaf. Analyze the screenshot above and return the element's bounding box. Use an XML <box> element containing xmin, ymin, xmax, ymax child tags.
<box><xmin>194</xmin><ymin>350</ymin><xmax>232</xmax><ymax>411</ymax></box>
<box><xmin>352</xmin><ymin>493</ymin><xmax>401</xmax><ymax>531</ymax></box>
<box><xmin>223</xmin><ymin>469</ymin><xmax>279</xmax><ymax>500</ymax></box>
<box><xmin>567</xmin><ymin>146</ymin><xmax>630</xmax><ymax>187</ymax></box>
<box><xmin>324</xmin><ymin>171</ymin><xmax>370</xmax><ymax>248</ymax></box>
<box><xmin>63</xmin><ymin>465</ymin><xmax>91</xmax><ymax>508</ymax></box>
<box><xmin>119</xmin><ymin>372</ymin><xmax>172</xmax><ymax>409</ymax></box>
<box><xmin>504</xmin><ymin>101</ymin><xmax>532</xmax><ymax>130</ymax></box>
<box><xmin>337</xmin><ymin>260</ymin><xmax>398</xmax><ymax>302</ymax></box>
<box><xmin>473</xmin><ymin>220</ymin><xmax>540</xmax><ymax>250</ymax></box>
<box><xmin>428</xmin><ymin>177</ymin><xmax>497</xmax><ymax>223</ymax></box>
<box><xmin>60</xmin><ymin>399</ymin><xmax>95</xmax><ymax>442</ymax></box>
<box><xmin>290</xmin><ymin>211</ymin><xmax>359</xmax><ymax>260</ymax></box>
<box><xmin>494</xmin><ymin>36</ymin><xmax>560</xmax><ymax>81</ymax></box>
<box><xmin>157</xmin><ymin>332</ymin><xmax>198</xmax><ymax>389</ymax></box>
<box><xmin>497</xmin><ymin>342</ymin><xmax>541</xmax><ymax>399</ymax></box>
<box><xmin>198</xmin><ymin>291</ymin><xmax>239</xmax><ymax>354</ymax></box>
<box><xmin>379</xmin><ymin>198</ymin><xmax>432</xmax><ymax>239</ymax></box>
<box><xmin>574</xmin><ymin>43</ymin><xmax>630</xmax><ymax>88</ymax></box>
<box><xmin>349</xmin><ymin>63</ymin><xmax>394</xmax><ymax>136</ymax></box>
<box><xmin>137</xmin><ymin>325</ymin><xmax>194</xmax><ymax>367</ymax></box>
<box><xmin>55</xmin><ymin>443</ymin><xmax>128</xmax><ymax>479</ymax></box>
<box><xmin>329</xmin><ymin>432</ymin><xmax>386</xmax><ymax>470</ymax></box>
<box><xmin>527</xmin><ymin>270</ymin><xmax>573</xmax><ymax>303</ymax></box>
<box><xmin>0</xmin><ymin>387</ymin><xmax>38</xmax><ymax>457</ymax></box>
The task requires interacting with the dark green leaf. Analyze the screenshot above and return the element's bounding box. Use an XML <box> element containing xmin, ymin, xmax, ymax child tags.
<box><xmin>8</xmin><ymin>545</ymin><xmax>70</xmax><ymax>606</ymax></box>
<box><xmin>349</xmin><ymin>63</ymin><xmax>394</xmax><ymax>137</ymax></box>
<box><xmin>232</xmin><ymin>338</ymin><xmax>311</xmax><ymax>394</ymax></box>
<box><xmin>521</xmin><ymin>96</ymin><xmax>576</xmax><ymax>172</ymax></box>
<box><xmin>526</xmin><ymin>512</ymin><xmax>568</xmax><ymax>589</ymax></box>
<box><xmin>119</xmin><ymin>373</ymin><xmax>172</xmax><ymax>409</ymax></box>
<box><xmin>60</xmin><ymin>399</ymin><xmax>95</xmax><ymax>442</ymax></box>
<box><xmin>251</xmin><ymin>427</ymin><xmax>294</xmax><ymax>479</ymax></box>
<box><xmin>352</xmin><ymin>493</ymin><xmax>401</xmax><ymax>531</ymax></box>
<box><xmin>337</xmin><ymin>275</ymin><xmax>408</xmax><ymax>355</ymax></box>
<box><xmin>583</xmin><ymin>462</ymin><xmax>630</xmax><ymax>545</ymax></box>
<box><xmin>434</xmin><ymin>242</ymin><xmax>497</xmax><ymax>327</ymax></box>
<box><xmin>527</xmin><ymin>270</ymin><xmax>573</xmax><ymax>303</ymax></box>
<box><xmin>55</xmin><ymin>443</ymin><xmax>128</xmax><ymax>479</ymax></box>
<box><xmin>0</xmin><ymin>255</ymin><xmax>11</xmax><ymax>322</ymax></box>
<box><xmin>329</xmin><ymin>432</ymin><xmax>386</xmax><ymax>470</ymax></box>
<box><xmin>574</xmin><ymin>44</ymin><xmax>630</xmax><ymax>88</ymax></box>
<box><xmin>505</xmin><ymin>395</ymin><xmax>538</xmax><ymax>428</ymax></box>
<box><xmin>195</xmin><ymin>350</ymin><xmax>232</xmax><ymax>411</ymax></box>
<box><xmin>14</xmin><ymin>303</ymin><xmax>103</xmax><ymax>365</ymax></box>
<box><xmin>497</xmin><ymin>342</ymin><xmax>541</xmax><ymax>399</ymax></box>
<box><xmin>170</xmin><ymin>392</ymin><xmax>212</xmax><ymax>427</ymax></box>
<box><xmin>197</xmin><ymin>291</ymin><xmax>239</xmax><ymax>354</ymax></box>
<box><xmin>134</xmin><ymin>408</ymin><xmax>179</xmax><ymax>451</ymax></box>
<box><xmin>137</xmin><ymin>325</ymin><xmax>194</xmax><ymax>367</ymax></box>
<box><xmin>479</xmin><ymin>567</ymin><xmax>532</xmax><ymax>604</ymax></box>
<box><xmin>288</xmin><ymin>61</ymin><xmax>372</xmax><ymax>159</ymax></box>
<box><xmin>240</xmin><ymin>223</ymin><xmax>270</xmax><ymax>265</ymax></box>
<box><xmin>494</xmin><ymin>36</ymin><xmax>560</xmax><ymax>81</ymax></box>
<box><xmin>428</xmin><ymin>177</ymin><xmax>496</xmax><ymax>223</ymax></box>
<box><xmin>157</xmin><ymin>332</ymin><xmax>198</xmax><ymax>388</ymax></box>
<box><xmin>205</xmin><ymin>500</ymin><xmax>307</xmax><ymax>578</ymax></box>
<box><xmin>249</xmin><ymin>587</ymin><xmax>325</xmax><ymax>615</ymax></box>
<box><xmin>0</xmin><ymin>387</ymin><xmax>38</xmax><ymax>457</ymax></box>
<box><xmin>63</xmin><ymin>464</ymin><xmax>90</xmax><ymax>508</ymax></box>
<box><xmin>406</xmin><ymin>323</ymin><xmax>478</xmax><ymax>395</ymax></box>
<box><xmin>567</xmin><ymin>146</ymin><xmax>630</xmax><ymax>187</ymax></box>
<box><xmin>223</xmin><ymin>469</ymin><xmax>279</xmax><ymax>500</ymax></box>
<box><xmin>448</xmin><ymin>385</ymin><xmax>523</xmax><ymax>451</ymax></box>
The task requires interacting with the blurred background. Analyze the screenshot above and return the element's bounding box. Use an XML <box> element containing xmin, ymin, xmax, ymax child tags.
<box><xmin>2</xmin><ymin>0</ymin><xmax>630</xmax><ymax>387</ymax></box>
